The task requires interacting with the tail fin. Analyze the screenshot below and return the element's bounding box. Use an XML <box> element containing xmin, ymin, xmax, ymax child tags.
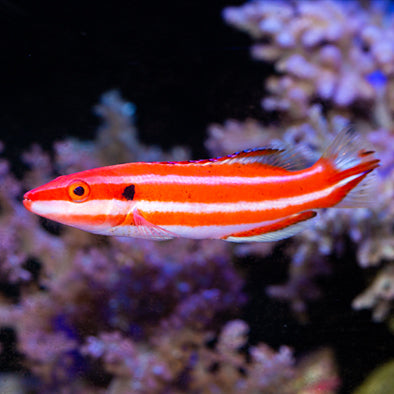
<box><xmin>322</xmin><ymin>126</ymin><xmax>380</xmax><ymax>208</ymax></box>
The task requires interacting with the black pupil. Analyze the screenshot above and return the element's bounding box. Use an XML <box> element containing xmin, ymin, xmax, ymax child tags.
<box><xmin>73</xmin><ymin>186</ymin><xmax>85</xmax><ymax>196</ymax></box>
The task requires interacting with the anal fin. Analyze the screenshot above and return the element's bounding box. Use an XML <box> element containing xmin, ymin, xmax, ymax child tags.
<box><xmin>223</xmin><ymin>211</ymin><xmax>317</xmax><ymax>243</ymax></box>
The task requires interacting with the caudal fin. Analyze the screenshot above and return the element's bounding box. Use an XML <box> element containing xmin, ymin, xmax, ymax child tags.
<box><xmin>322</xmin><ymin>127</ymin><xmax>380</xmax><ymax>208</ymax></box>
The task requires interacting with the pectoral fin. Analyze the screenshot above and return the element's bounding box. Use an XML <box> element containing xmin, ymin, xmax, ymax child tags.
<box><xmin>132</xmin><ymin>208</ymin><xmax>176</xmax><ymax>240</ymax></box>
<box><xmin>223</xmin><ymin>211</ymin><xmax>317</xmax><ymax>242</ymax></box>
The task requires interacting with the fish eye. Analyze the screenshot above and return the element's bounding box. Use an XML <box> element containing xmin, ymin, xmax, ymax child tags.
<box><xmin>68</xmin><ymin>180</ymin><xmax>90</xmax><ymax>202</ymax></box>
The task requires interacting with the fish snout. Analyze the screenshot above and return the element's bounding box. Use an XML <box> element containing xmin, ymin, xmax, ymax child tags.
<box><xmin>23</xmin><ymin>190</ymin><xmax>34</xmax><ymax>211</ymax></box>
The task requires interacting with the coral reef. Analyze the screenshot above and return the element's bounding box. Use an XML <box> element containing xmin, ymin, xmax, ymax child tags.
<box><xmin>0</xmin><ymin>92</ymin><xmax>338</xmax><ymax>391</ymax></box>
<box><xmin>223</xmin><ymin>0</ymin><xmax>394</xmax><ymax>128</ymax></box>
<box><xmin>207</xmin><ymin>104</ymin><xmax>394</xmax><ymax>322</ymax></box>
<box><xmin>0</xmin><ymin>0</ymin><xmax>393</xmax><ymax>391</ymax></box>
<box><xmin>220</xmin><ymin>0</ymin><xmax>394</xmax><ymax>323</ymax></box>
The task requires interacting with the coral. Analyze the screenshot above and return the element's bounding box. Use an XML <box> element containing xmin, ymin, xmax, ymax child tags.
<box><xmin>223</xmin><ymin>0</ymin><xmax>394</xmax><ymax>127</ymax></box>
<box><xmin>0</xmin><ymin>93</ymin><xmax>244</xmax><ymax>389</ymax></box>
<box><xmin>207</xmin><ymin>102</ymin><xmax>394</xmax><ymax>321</ymax></box>
<box><xmin>1</xmin><ymin>0</ymin><xmax>393</xmax><ymax>389</ymax></box>
<box><xmin>352</xmin><ymin>263</ymin><xmax>394</xmax><ymax>322</ymax></box>
<box><xmin>220</xmin><ymin>0</ymin><xmax>394</xmax><ymax>323</ymax></box>
<box><xmin>206</xmin><ymin>119</ymin><xmax>278</xmax><ymax>157</ymax></box>
<box><xmin>0</xmin><ymin>91</ymin><xmax>340</xmax><ymax>391</ymax></box>
<box><xmin>54</xmin><ymin>90</ymin><xmax>189</xmax><ymax>176</ymax></box>
<box><xmin>3</xmin><ymin>239</ymin><xmax>244</xmax><ymax>390</ymax></box>
<box><xmin>0</xmin><ymin>147</ymin><xmax>55</xmax><ymax>285</ymax></box>
<box><xmin>82</xmin><ymin>321</ymin><xmax>338</xmax><ymax>394</ymax></box>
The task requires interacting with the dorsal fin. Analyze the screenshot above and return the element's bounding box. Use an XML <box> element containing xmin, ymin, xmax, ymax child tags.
<box><xmin>190</xmin><ymin>146</ymin><xmax>310</xmax><ymax>171</ymax></box>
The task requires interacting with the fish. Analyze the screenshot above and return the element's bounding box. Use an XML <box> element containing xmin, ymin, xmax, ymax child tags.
<box><xmin>23</xmin><ymin>127</ymin><xmax>379</xmax><ymax>242</ymax></box>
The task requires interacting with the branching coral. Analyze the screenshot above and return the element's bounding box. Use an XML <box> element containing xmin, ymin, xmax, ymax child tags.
<box><xmin>352</xmin><ymin>263</ymin><xmax>394</xmax><ymax>322</ymax></box>
<box><xmin>223</xmin><ymin>0</ymin><xmax>394</xmax><ymax>128</ymax></box>
<box><xmin>0</xmin><ymin>2</ymin><xmax>392</xmax><ymax>390</ymax></box>
<box><xmin>54</xmin><ymin>90</ymin><xmax>190</xmax><ymax>176</ymax></box>
<box><xmin>207</xmin><ymin>101</ymin><xmax>394</xmax><ymax>322</ymax></box>
<box><xmin>0</xmin><ymin>91</ymin><xmax>339</xmax><ymax>391</ymax></box>
<box><xmin>0</xmin><ymin>239</ymin><xmax>245</xmax><ymax>390</ymax></box>
<box><xmin>82</xmin><ymin>321</ymin><xmax>338</xmax><ymax>394</ymax></box>
<box><xmin>218</xmin><ymin>0</ymin><xmax>394</xmax><ymax>323</ymax></box>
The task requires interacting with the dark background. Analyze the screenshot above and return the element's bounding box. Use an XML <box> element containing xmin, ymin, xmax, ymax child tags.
<box><xmin>0</xmin><ymin>0</ymin><xmax>268</xmax><ymax>161</ymax></box>
<box><xmin>0</xmin><ymin>1</ymin><xmax>392</xmax><ymax>393</ymax></box>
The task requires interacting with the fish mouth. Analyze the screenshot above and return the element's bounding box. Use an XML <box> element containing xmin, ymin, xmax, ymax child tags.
<box><xmin>23</xmin><ymin>192</ymin><xmax>33</xmax><ymax>210</ymax></box>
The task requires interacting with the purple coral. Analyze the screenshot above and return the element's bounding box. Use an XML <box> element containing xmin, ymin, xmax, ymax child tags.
<box><xmin>0</xmin><ymin>90</ymin><xmax>341</xmax><ymax>391</ymax></box>
<box><xmin>221</xmin><ymin>0</ymin><xmax>394</xmax><ymax>325</ymax></box>
<box><xmin>223</xmin><ymin>0</ymin><xmax>394</xmax><ymax>125</ymax></box>
<box><xmin>2</xmin><ymin>0</ymin><xmax>393</xmax><ymax>391</ymax></box>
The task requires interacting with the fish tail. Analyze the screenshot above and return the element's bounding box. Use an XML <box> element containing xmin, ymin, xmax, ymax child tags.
<box><xmin>321</xmin><ymin>126</ymin><xmax>380</xmax><ymax>207</ymax></box>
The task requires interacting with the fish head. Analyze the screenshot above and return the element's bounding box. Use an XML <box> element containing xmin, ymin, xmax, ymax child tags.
<box><xmin>23</xmin><ymin>168</ymin><xmax>135</xmax><ymax>234</ymax></box>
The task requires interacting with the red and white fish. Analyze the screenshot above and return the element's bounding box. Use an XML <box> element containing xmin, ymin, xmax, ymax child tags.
<box><xmin>23</xmin><ymin>128</ymin><xmax>379</xmax><ymax>242</ymax></box>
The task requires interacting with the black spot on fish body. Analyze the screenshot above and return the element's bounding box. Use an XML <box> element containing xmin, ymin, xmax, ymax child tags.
<box><xmin>122</xmin><ymin>185</ymin><xmax>135</xmax><ymax>200</ymax></box>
